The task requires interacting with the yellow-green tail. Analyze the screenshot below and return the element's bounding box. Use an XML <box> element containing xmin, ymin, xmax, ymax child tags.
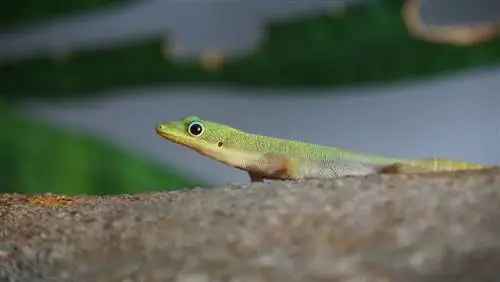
<box><xmin>408</xmin><ymin>157</ymin><xmax>487</xmax><ymax>172</ymax></box>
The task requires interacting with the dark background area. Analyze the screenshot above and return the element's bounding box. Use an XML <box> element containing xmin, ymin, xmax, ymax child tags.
<box><xmin>1</xmin><ymin>0</ymin><xmax>499</xmax><ymax>194</ymax></box>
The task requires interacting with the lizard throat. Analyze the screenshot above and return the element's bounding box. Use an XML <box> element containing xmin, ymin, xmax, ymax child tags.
<box><xmin>189</xmin><ymin>143</ymin><xmax>261</xmax><ymax>170</ymax></box>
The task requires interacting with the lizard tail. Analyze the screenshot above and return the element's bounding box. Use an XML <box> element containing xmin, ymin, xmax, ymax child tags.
<box><xmin>409</xmin><ymin>157</ymin><xmax>487</xmax><ymax>172</ymax></box>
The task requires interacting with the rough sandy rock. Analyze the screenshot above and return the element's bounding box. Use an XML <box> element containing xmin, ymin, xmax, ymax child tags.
<box><xmin>1</xmin><ymin>168</ymin><xmax>500</xmax><ymax>282</ymax></box>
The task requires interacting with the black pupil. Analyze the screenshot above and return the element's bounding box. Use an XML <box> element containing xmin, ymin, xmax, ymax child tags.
<box><xmin>189</xmin><ymin>123</ymin><xmax>202</xmax><ymax>135</ymax></box>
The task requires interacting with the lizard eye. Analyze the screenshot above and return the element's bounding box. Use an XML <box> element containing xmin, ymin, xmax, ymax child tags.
<box><xmin>187</xmin><ymin>121</ymin><xmax>204</xmax><ymax>136</ymax></box>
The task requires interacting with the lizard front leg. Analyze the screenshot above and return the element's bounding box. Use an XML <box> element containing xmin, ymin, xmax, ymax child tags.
<box><xmin>248</xmin><ymin>172</ymin><xmax>265</xmax><ymax>182</ymax></box>
<box><xmin>379</xmin><ymin>163</ymin><xmax>434</xmax><ymax>174</ymax></box>
<box><xmin>245</xmin><ymin>153</ymin><xmax>300</xmax><ymax>181</ymax></box>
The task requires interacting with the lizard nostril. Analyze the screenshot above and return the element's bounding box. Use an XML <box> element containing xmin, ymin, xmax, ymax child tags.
<box><xmin>218</xmin><ymin>141</ymin><xmax>223</xmax><ymax>147</ymax></box>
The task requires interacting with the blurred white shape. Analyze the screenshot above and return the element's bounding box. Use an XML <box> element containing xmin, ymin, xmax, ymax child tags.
<box><xmin>0</xmin><ymin>0</ymin><xmax>351</xmax><ymax>63</ymax></box>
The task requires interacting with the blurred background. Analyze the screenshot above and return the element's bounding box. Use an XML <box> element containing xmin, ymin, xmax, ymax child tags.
<box><xmin>0</xmin><ymin>0</ymin><xmax>499</xmax><ymax>195</ymax></box>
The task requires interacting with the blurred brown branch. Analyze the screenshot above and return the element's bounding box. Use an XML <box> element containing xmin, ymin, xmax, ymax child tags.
<box><xmin>402</xmin><ymin>0</ymin><xmax>500</xmax><ymax>45</ymax></box>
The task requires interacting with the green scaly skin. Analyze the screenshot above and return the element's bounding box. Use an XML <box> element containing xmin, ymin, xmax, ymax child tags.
<box><xmin>156</xmin><ymin>116</ymin><xmax>488</xmax><ymax>182</ymax></box>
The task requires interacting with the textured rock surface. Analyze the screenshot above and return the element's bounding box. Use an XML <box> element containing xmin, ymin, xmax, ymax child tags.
<box><xmin>1</xmin><ymin>168</ymin><xmax>500</xmax><ymax>282</ymax></box>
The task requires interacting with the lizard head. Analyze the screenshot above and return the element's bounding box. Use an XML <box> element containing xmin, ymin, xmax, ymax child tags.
<box><xmin>156</xmin><ymin>116</ymin><xmax>293</xmax><ymax>174</ymax></box>
<box><xmin>155</xmin><ymin>115</ymin><xmax>241</xmax><ymax>158</ymax></box>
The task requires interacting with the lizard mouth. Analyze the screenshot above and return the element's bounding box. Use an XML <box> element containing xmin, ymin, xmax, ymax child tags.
<box><xmin>155</xmin><ymin>129</ymin><xmax>169</xmax><ymax>139</ymax></box>
<box><xmin>156</xmin><ymin>130</ymin><xmax>184</xmax><ymax>145</ymax></box>
<box><xmin>156</xmin><ymin>128</ymin><xmax>205</xmax><ymax>153</ymax></box>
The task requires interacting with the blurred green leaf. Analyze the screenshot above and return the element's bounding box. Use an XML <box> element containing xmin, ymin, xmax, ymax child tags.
<box><xmin>0</xmin><ymin>109</ymin><xmax>203</xmax><ymax>195</ymax></box>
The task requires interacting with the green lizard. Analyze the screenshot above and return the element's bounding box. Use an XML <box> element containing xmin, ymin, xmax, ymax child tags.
<box><xmin>156</xmin><ymin>116</ymin><xmax>487</xmax><ymax>182</ymax></box>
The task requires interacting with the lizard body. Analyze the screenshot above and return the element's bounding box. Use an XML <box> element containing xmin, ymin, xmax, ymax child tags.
<box><xmin>156</xmin><ymin>116</ymin><xmax>487</xmax><ymax>182</ymax></box>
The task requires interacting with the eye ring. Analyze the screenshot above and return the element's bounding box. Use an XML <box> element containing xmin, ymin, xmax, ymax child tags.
<box><xmin>187</xmin><ymin>121</ymin><xmax>205</xmax><ymax>137</ymax></box>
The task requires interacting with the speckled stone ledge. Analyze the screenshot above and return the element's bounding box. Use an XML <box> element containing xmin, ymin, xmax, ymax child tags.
<box><xmin>1</xmin><ymin>168</ymin><xmax>500</xmax><ymax>282</ymax></box>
